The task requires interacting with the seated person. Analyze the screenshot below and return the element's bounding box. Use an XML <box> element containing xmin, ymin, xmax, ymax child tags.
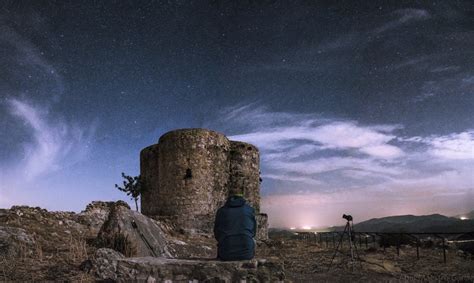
<box><xmin>213</xmin><ymin>193</ymin><xmax>256</xmax><ymax>261</ymax></box>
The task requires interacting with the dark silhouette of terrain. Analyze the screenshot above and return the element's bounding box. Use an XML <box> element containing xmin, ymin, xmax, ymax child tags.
<box><xmin>332</xmin><ymin>211</ymin><xmax>474</xmax><ymax>233</ymax></box>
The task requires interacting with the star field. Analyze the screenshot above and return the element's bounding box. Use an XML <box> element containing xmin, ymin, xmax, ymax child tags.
<box><xmin>1</xmin><ymin>1</ymin><xmax>473</xmax><ymax>227</ymax></box>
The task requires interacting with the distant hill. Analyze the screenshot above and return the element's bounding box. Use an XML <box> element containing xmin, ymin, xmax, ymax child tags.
<box><xmin>332</xmin><ymin>212</ymin><xmax>474</xmax><ymax>233</ymax></box>
<box><xmin>468</xmin><ymin>211</ymin><xmax>474</xmax><ymax>219</ymax></box>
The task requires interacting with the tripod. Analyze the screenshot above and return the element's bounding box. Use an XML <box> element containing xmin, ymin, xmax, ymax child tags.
<box><xmin>328</xmin><ymin>218</ymin><xmax>362</xmax><ymax>271</ymax></box>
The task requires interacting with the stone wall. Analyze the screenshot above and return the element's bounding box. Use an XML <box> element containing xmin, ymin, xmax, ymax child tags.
<box><xmin>140</xmin><ymin>128</ymin><xmax>267</xmax><ymax>236</ymax></box>
<box><xmin>140</xmin><ymin>144</ymin><xmax>160</xmax><ymax>216</ymax></box>
<box><xmin>229</xmin><ymin>141</ymin><xmax>260</xmax><ymax>212</ymax></box>
<box><xmin>256</xmin><ymin>213</ymin><xmax>269</xmax><ymax>241</ymax></box>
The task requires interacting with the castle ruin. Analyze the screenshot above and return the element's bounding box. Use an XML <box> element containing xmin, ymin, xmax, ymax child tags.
<box><xmin>140</xmin><ymin>128</ymin><xmax>268</xmax><ymax>238</ymax></box>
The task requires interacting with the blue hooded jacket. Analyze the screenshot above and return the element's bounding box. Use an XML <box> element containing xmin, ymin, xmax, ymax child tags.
<box><xmin>213</xmin><ymin>196</ymin><xmax>256</xmax><ymax>261</ymax></box>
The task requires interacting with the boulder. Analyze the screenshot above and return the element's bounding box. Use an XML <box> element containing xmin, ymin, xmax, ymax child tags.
<box><xmin>94</xmin><ymin>248</ymin><xmax>125</xmax><ymax>280</ymax></box>
<box><xmin>0</xmin><ymin>226</ymin><xmax>35</xmax><ymax>257</ymax></box>
<box><xmin>96</xmin><ymin>202</ymin><xmax>170</xmax><ymax>258</ymax></box>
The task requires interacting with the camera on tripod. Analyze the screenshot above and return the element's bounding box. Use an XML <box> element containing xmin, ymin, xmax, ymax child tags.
<box><xmin>329</xmin><ymin>213</ymin><xmax>360</xmax><ymax>271</ymax></box>
<box><xmin>342</xmin><ymin>214</ymin><xmax>353</xmax><ymax>221</ymax></box>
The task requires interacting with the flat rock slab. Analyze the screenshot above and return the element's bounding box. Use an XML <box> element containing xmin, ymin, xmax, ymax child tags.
<box><xmin>95</xmin><ymin>250</ymin><xmax>284</xmax><ymax>282</ymax></box>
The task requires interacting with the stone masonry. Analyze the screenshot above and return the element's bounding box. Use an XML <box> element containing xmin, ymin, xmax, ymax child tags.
<box><xmin>140</xmin><ymin>128</ymin><xmax>268</xmax><ymax>237</ymax></box>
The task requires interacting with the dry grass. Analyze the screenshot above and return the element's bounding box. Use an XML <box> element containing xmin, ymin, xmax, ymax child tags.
<box><xmin>33</xmin><ymin>236</ymin><xmax>44</xmax><ymax>262</ymax></box>
<box><xmin>0</xmin><ymin>257</ymin><xmax>7</xmax><ymax>281</ymax></box>
<box><xmin>17</xmin><ymin>240</ymin><xmax>30</xmax><ymax>260</ymax></box>
<box><xmin>68</xmin><ymin>236</ymin><xmax>88</xmax><ymax>263</ymax></box>
<box><xmin>96</xmin><ymin>232</ymin><xmax>137</xmax><ymax>257</ymax></box>
<box><xmin>0</xmin><ymin>235</ymin><xmax>95</xmax><ymax>281</ymax></box>
<box><xmin>0</xmin><ymin>207</ymin><xmax>99</xmax><ymax>281</ymax></box>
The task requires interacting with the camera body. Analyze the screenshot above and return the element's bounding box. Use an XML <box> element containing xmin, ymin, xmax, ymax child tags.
<box><xmin>342</xmin><ymin>214</ymin><xmax>353</xmax><ymax>221</ymax></box>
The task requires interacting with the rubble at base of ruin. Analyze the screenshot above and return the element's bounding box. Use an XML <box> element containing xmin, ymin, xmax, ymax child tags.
<box><xmin>140</xmin><ymin>128</ymin><xmax>268</xmax><ymax>238</ymax></box>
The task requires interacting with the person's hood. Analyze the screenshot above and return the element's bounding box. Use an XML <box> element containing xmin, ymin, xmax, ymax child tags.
<box><xmin>225</xmin><ymin>196</ymin><xmax>246</xmax><ymax>207</ymax></box>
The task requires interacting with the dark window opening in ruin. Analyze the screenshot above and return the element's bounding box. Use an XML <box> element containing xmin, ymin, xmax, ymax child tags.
<box><xmin>247</xmin><ymin>146</ymin><xmax>252</xmax><ymax>151</ymax></box>
<box><xmin>184</xmin><ymin>168</ymin><xmax>192</xmax><ymax>179</ymax></box>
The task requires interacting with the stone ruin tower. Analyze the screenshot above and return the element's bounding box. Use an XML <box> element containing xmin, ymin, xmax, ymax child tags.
<box><xmin>140</xmin><ymin>128</ymin><xmax>268</xmax><ymax>238</ymax></box>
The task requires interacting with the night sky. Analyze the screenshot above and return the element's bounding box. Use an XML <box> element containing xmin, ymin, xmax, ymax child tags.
<box><xmin>1</xmin><ymin>1</ymin><xmax>473</xmax><ymax>228</ymax></box>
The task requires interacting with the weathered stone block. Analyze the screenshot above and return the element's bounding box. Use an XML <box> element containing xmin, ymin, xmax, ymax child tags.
<box><xmin>94</xmin><ymin>253</ymin><xmax>285</xmax><ymax>282</ymax></box>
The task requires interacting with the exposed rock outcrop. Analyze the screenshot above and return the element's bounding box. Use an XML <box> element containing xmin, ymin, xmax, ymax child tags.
<box><xmin>0</xmin><ymin>226</ymin><xmax>35</xmax><ymax>257</ymax></box>
<box><xmin>96</xmin><ymin>201</ymin><xmax>171</xmax><ymax>258</ymax></box>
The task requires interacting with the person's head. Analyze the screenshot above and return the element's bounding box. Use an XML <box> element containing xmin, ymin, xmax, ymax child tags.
<box><xmin>230</xmin><ymin>193</ymin><xmax>244</xmax><ymax>198</ymax></box>
<box><xmin>229</xmin><ymin>187</ymin><xmax>244</xmax><ymax>198</ymax></box>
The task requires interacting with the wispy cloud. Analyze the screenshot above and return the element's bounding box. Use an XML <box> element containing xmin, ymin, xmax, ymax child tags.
<box><xmin>317</xmin><ymin>9</ymin><xmax>431</xmax><ymax>53</ymax></box>
<box><xmin>0</xmin><ymin>12</ymin><xmax>98</xmax><ymax>209</ymax></box>
<box><xmin>414</xmin><ymin>72</ymin><xmax>474</xmax><ymax>102</ymax></box>
<box><xmin>228</xmin><ymin>106</ymin><xmax>404</xmax><ymax>159</ymax></box>
<box><xmin>430</xmin><ymin>66</ymin><xmax>460</xmax><ymax>73</ymax></box>
<box><xmin>220</xmin><ymin>104</ymin><xmax>473</xmax><ymax>201</ymax></box>
<box><xmin>270</xmin><ymin>157</ymin><xmax>404</xmax><ymax>177</ymax></box>
<box><xmin>231</xmin><ymin>104</ymin><xmax>474</xmax><ymax>227</ymax></box>
<box><xmin>403</xmin><ymin>131</ymin><xmax>474</xmax><ymax>160</ymax></box>
<box><xmin>245</xmin><ymin>7</ymin><xmax>434</xmax><ymax>75</ymax></box>
<box><xmin>0</xmin><ymin>25</ymin><xmax>64</xmax><ymax>98</ymax></box>
<box><xmin>375</xmin><ymin>9</ymin><xmax>430</xmax><ymax>34</ymax></box>
<box><xmin>5</xmin><ymin>98</ymin><xmax>95</xmax><ymax>180</ymax></box>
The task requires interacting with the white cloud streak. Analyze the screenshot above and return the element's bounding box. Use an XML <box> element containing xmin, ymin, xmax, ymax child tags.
<box><xmin>403</xmin><ymin>131</ymin><xmax>474</xmax><ymax>160</ymax></box>
<box><xmin>0</xmin><ymin>25</ymin><xmax>64</xmax><ymax>96</ymax></box>
<box><xmin>429</xmin><ymin>132</ymin><xmax>474</xmax><ymax>160</ymax></box>
<box><xmin>375</xmin><ymin>9</ymin><xmax>430</xmax><ymax>34</ymax></box>
<box><xmin>229</xmin><ymin>108</ymin><xmax>404</xmax><ymax>160</ymax></box>
<box><xmin>5</xmin><ymin>98</ymin><xmax>95</xmax><ymax>180</ymax></box>
<box><xmin>223</xmin><ymin>104</ymin><xmax>473</xmax><ymax>196</ymax></box>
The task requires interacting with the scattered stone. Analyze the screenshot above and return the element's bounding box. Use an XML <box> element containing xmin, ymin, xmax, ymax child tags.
<box><xmin>94</xmin><ymin>248</ymin><xmax>125</xmax><ymax>280</ymax></box>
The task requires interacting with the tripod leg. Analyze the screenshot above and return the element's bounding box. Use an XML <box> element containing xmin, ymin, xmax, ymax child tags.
<box><xmin>328</xmin><ymin>223</ymin><xmax>349</xmax><ymax>271</ymax></box>
<box><xmin>352</xmin><ymin>234</ymin><xmax>363</xmax><ymax>271</ymax></box>
<box><xmin>355</xmin><ymin>247</ymin><xmax>363</xmax><ymax>271</ymax></box>
<box><xmin>349</xmin><ymin>223</ymin><xmax>363</xmax><ymax>272</ymax></box>
<box><xmin>348</xmin><ymin>224</ymin><xmax>355</xmax><ymax>271</ymax></box>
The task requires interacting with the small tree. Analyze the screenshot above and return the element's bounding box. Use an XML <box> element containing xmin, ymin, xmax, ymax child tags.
<box><xmin>115</xmin><ymin>173</ymin><xmax>144</xmax><ymax>212</ymax></box>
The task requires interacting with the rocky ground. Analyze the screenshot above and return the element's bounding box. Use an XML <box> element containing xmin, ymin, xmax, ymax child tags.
<box><xmin>259</xmin><ymin>234</ymin><xmax>474</xmax><ymax>282</ymax></box>
<box><xmin>1</xmin><ymin>202</ymin><xmax>473</xmax><ymax>282</ymax></box>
